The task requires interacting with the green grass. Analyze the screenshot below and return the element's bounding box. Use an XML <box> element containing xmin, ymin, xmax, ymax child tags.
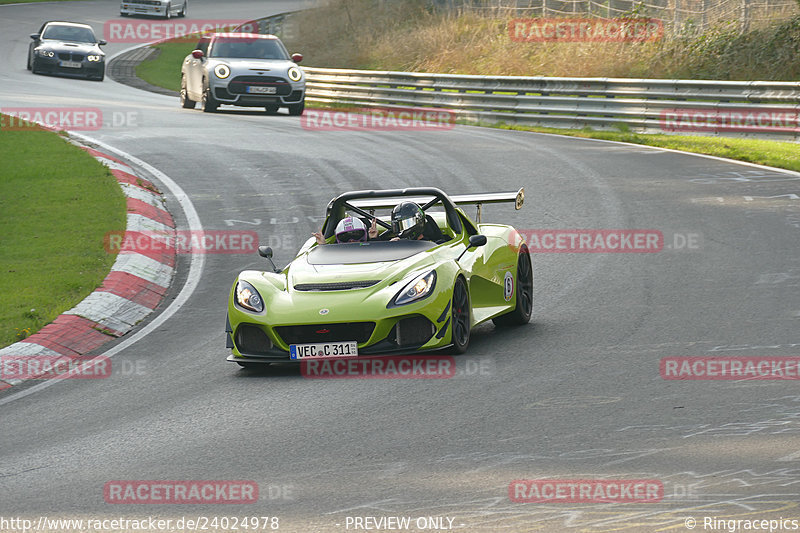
<box><xmin>135</xmin><ymin>41</ymin><xmax>196</xmax><ymax>93</ymax></box>
<box><xmin>0</xmin><ymin>117</ymin><xmax>126</xmax><ymax>348</ymax></box>
<box><xmin>486</xmin><ymin>122</ymin><xmax>800</xmax><ymax>172</ymax></box>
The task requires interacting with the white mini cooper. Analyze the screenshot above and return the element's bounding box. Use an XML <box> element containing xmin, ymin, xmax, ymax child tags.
<box><xmin>180</xmin><ymin>33</ymin><xmax>305</xmax><ymax>115</ymax></box>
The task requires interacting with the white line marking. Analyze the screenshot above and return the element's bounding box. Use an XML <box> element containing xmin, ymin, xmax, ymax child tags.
<box><xmin>0</xmin><ymin>136</ymin><xmax>204</xmax><ymax>406</ymax></box>
<box><xmin>514</xmin><ymin>129</ymin><xmax>800</xmax><ymax>178</ymax></box>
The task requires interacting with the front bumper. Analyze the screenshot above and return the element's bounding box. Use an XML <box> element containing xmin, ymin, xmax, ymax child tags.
<box><xmin>120</xmin><ymin>4</ymin><xmax>168</xmax><ymax>16</ymax></box>
<box><xmin>226</xmin><ymin>302</ymin><xmax>453</xmax><ymax>364</ymax></box>
<box><xmin>210</xmin><ymin>77</ymin><xmax>304</xmax><ymax>107</ymax></box>
<box><xmin>33</xmin><ymin>56</ymin><xmax>104</xmax><ymax>78</ymax></box>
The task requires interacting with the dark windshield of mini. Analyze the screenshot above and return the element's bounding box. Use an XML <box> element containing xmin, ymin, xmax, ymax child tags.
<box><xmin>209</xmin><ymin>38</ymin><xmax>288</xmax><ymax>59</ymax></box>
<box><xmin>42</xmin><ymin>25</ymin><xmax>96</xmax><ymax>43</ymax></box>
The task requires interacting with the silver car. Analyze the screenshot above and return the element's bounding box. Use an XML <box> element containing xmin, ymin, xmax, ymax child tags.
<box><xmin>120</xmin><ymin>0</ymin><xmax>187</xmax><ymax>19</ymax></box>
<box><xmin>180</xmin><ymin>33</ymin><xmax>305</xmax><ymax>115</ymax></box>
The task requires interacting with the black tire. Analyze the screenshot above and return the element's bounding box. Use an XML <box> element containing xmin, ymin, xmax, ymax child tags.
<box><xmin>287</xmin><ymin>100</ymin><xmax>305</xmax><ymax>116</ymax></box>
<box><xmin>449</xmin><ymin>276</ymin><xmax>471</xmax><ymax>354</ymax></box>
<box><xmin>120</xmin><ymin>12</ymin><xmax>129</xmax><ymax>17</ymax></box>
<box><xmin>180</xmin><ymin>75</ymin><xmax>196</xmax><ymax>108</ymax></box>
<box><xmin>493</xmin><ymin>245</ymin><xmax>533</xmax><ymax>327</ymax></box>
<box><xmin>178</xmin><ymin>1</ymin><xmax>187</xmax><ymax>17</ymax></box>
<box><xmin>264</xmin><ymin>104</ymin><xmax>279</xmax><ymax>114</ymax></box>
<box><xmin>26</xmin><ymin>50</ymin><xmax>32</xmax><ymax>70</ymax></box>
<box><xmin>201</xmin><ymin>82</ymin><xmax>218</xmax><ymax>113</ymax></box>
<box><xmin>164</xmin><ymin>3</ymin><xmax>172</xmax><ymax>19</ymax></box>
<box><xmin>31</xmin><ymin>58</ymin><xmax>41</xmax><ymax>75</ymax></box>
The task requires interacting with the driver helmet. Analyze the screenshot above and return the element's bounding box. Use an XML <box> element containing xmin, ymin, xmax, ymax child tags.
<box><xmin>391</xmin><ymin>202</ymin><xmax>425</xmax><ymax>240</ymax></box>
<box><xmin>335</xmin><ymin>216</ymin><xmax>368</xmax><ymax>243</ymax></box>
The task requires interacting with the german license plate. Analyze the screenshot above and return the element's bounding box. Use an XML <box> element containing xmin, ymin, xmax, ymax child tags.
<box><xmin>60</xmin><ymin>61</ymin><xmax>82</xmax><ymax>69</ymax></box>
<box><xmin>290</xmin><ymin>341</ymin><xmax>358</xmax><ymax>360</ymax></box>
<box><xmin>247</xmin><ymin>86</ymin><xmax>277</xmax><ymax>94</ymax></box>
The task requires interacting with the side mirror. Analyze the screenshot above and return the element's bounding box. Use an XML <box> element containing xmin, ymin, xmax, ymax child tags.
<box><xmin>291</xmin><ymin>53</ymin><xmax>303</xmax><ymax>63</ymax></box>
<box><xmin>191</xmin><ymin>49</ymin><xmax>204</xmax><ymax>59</ymax></box>
<box><xmin>30</xmin><ymin>33</ymin><xmax>40</xmax><ymax>40</ymax></box>
<box><xmin>468</xmin><ymin>234</ymin><xmax>487</xmax><ymax>248</ymax></box>
<box><xmin>258</xmin><ymin>245</ymin><xmax>280</xmax><ymax>273</ymax></box>
<box><xmin>98</xmin><ymin>39</ymin><xmax>107</xmax><ymax>46</ymax></box>
<box><xmin>457</xmin><ymin>234</ymin><xmax>487</xmax><ymax>262</ymax></box>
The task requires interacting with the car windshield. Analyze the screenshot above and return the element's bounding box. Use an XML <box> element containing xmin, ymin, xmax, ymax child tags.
<box><xmin>209</xmin><ymin>38</ymin><xmax>288</xmax><ymax>60</ymax></box>
<box><xmin>42</xmin><ymin>24</ymin><xmax>96</xmax><ymax>43</ymax></box>
<box><xmin>307</xmin><ymin>240</ymin><xmax>436</xmax><ymax>265</ymax></box>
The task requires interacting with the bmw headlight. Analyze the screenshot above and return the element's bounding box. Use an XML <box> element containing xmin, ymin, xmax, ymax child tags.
<box><xmin>214</xmin><ymin>64</ymin><xmax>230</xmax><ymax>79</ymax></box>
<box><xmin>87</xmin><ymin>55</ymin><xmax>102</xmax><ymax>62</ymax></box>
<box><xmin>389</xmin><ymin>270</ymin><xmax>437</xmax><ymax>308</ymax></box>
<box><xmin>235</xmin><ymin>280</ymin><xmax>264</xmax><ymax>313</ymax></box>
<box><xmin>287</xmin><ymin>67</ymin><xmax>302</xmax><ymax>82</ymax></box>
<box><xmin>37</xmin><ymin>49</ymin><xmax>54</xmax><ymax>57</ymax></box>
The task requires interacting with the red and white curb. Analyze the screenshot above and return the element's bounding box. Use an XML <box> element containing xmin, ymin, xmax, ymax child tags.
<box><xmin>0</xmin><ymin>144</ymin><xmax>175</xmax><ymax>391</ymax></box>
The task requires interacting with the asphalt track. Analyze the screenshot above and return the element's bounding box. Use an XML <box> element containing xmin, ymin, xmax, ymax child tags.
<box><xmin>2</xmin><ymin>1</ymin><xmax>800</xmax><ymax>531</ymax></box>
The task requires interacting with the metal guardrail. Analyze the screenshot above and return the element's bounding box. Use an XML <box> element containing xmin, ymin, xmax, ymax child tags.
<box><xmin>240</xmin><ymin>12</ymin><xmax>800</xmax><ymax>141</ymax></box>
<box><xmin>302</xmin><ymin>67</ymin><xmax>800</xmax><ymax>141</ymax></box>
<box><xmin>235</xmin><ymin>11</ymin><xmax>299</xmax><ymax>39</ymax></box>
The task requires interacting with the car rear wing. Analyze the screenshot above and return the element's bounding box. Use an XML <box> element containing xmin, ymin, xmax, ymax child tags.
<box><xmin>349</xmin><ymin>187</ymin><xmax>524</xmax><ymax>223</ymax></box>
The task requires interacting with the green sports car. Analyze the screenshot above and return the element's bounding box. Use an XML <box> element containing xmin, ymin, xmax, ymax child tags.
<box><xmin>225</xmin><ymin>187</ymin><xmax>532</xmax><ymax>367</ymax></box>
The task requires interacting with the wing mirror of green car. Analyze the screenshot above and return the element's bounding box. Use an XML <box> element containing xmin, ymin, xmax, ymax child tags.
<box><xmin>258</xmin><ymin>246</ymin><xmax>281</xmax><ymax>273</ymax></box>
<box><xmin>468</xmin><ymin>234</ymin><xmax>487</xmax><ymax>248</ymax></box>
<box><xmin>457</xmin><ymin>234</ymin><xmax>487</xmax><ymax>261</ymax></box>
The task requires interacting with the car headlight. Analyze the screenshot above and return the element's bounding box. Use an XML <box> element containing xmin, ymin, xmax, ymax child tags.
<box><xmin>287</xmin><ymin>67</ymin><xmax>302</xmax><ymax>82</ymax></box>
<box><xmin>235</xmin><ymin>280</ymin><xmax>264</xmax><ymax>313</ymax></box>
<box><xmin>37</xmin><ymin>49</ymin><xmax>54</xmax><ymax>57</ymax></box>
<box><xmin>214</xmin><ymin>64</ymin><xmax>230</xmax><ymax>79</ymax></box>
<box><xmin>389</xmin><ymin>270</ymin><xmax>437</xmax><ymax>308</ymax></box>
<box><xmin>87</xmin><ymin>55</ymin><xmax>102</xmax><ymax>62</ymax></box>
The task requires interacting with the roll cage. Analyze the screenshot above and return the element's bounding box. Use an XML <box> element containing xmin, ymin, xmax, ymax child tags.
<box><xmin>322</xmin><ymin>187</ymin><xmax>465</xmax><ymax>240</ymax></box>
<box><xmin>321</xmin><ymin>186</ymin><xmax>525</xmax><ymax>240</ymax></box>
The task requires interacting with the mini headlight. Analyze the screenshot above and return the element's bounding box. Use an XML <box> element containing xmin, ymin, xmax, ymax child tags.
<box><xmin>235</xmin><ymin>280</ymin><xmax>264</xmax><ymax>313</ymax></box>
<box><xmin>389</xmin><ymin>270</ymin><xmax>437</xmax><ymax>307</ymax></box>
<box><xmin>287</xmin><ymin>67</ymin><xmax>302</xmax><ymax>82</ymax></box>
<box><xmin>214</xmin><ymin>64</ymin><xmax>230</xmax><ymax>79</ymax></box>
<box><xmin>87</xmin><ymin>55</ymin><xmax>102</xmax><ymax>62</ymax></box>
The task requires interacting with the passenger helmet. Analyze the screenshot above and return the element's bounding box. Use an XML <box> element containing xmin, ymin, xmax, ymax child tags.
<box><xmin>391</xmin><ymin>202</ymin><xmax>425</xmax><ymax>240</ymax></box>
<box><xmin>335</xmin><ymin>216</ymin><xmax>368</xmax><ymax>243</ymax></box>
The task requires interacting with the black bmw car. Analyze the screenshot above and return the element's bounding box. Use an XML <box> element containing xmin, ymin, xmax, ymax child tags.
<box><xmin>28</xmin><ymin>21</ymin><xmax>106</xmax><ymax>81</ymax></box>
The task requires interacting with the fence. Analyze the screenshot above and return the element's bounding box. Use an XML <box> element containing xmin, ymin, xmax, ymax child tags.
<box><xmin>302</xmin><ymin>67</ymin><xmax>800</xmax><ymax>140</ymax></box>
<box><xmin>239</xmin><ymin>13</ymin><xmax>800</xmax><ymax>141</ymax></box>
<box><xmin>428</xmin><ymin>0</ymin><xmax>799</xmax><ymax>32</ymax></box>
